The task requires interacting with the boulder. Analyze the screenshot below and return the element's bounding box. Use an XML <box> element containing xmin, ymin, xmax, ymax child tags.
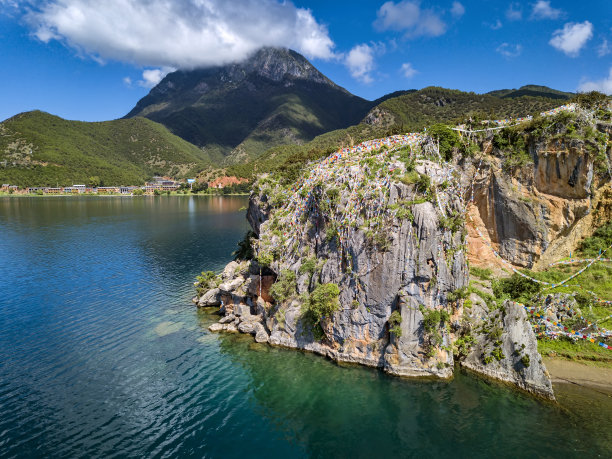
<box><xmin>219</xmin><ymin>277</ymin><xmax>244</xmax><ymax>294</ymax></box>
<box><xmin>219</xmin><ymin>314</ymin><xmax>235</xmax><ymax>324</ymax></box>
<box><xmin>208</xmin><ymin>323</ymin><xmax>226</xmax><ymax>332</ymax></box>
<box><xmin>254</xmin><ymin>323</ymin><xmax>269</xmax><ymax>343</ymax></box>
<box><xmin>221</xmin><ymin>261</ymin><xmax>240</xmax><ymax>281</ymax></box>
<box><xmin>198</xmin><ymin>288</ymin><xmax>221</xmax><ymax>307</ymax></box>
<box><xmin>238</xmin><ymin>322</ymin><xmax>255</xmax><ymax>334</ymax></box>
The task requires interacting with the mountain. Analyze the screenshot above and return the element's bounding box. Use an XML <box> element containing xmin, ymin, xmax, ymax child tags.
<box><xmin>0</xmin><ymin>111</ymin><xmax>208</xmax><ymax>187</ymax></box>
<box><xmin>125</xmin><ymin>47</ymin><xmax>374</xmax><ymax>163</ymax></box>
<box><xmin>486</xmin><ymin>85</ymin><xmax>574</xmax><ymax>100</ymax></box>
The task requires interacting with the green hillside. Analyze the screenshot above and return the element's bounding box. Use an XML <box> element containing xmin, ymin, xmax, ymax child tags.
<box><xmin>372</xmin><ymin>86</ymin><xmax>569</xmax><ymax>129</ymax></box>
<box><xmin>0</xmin><ymin>111</ymin><xmax>209</xmax><ymax>186</ymax></box>
<box><xmin>228</xmin><ymin>86</ymin><xmax>571</xmax><ymax>180</ymax></box>
<box><xmin>487</xmin><ymin>85</ymin><xmax>574</xmax><ymax>100</ymax></box>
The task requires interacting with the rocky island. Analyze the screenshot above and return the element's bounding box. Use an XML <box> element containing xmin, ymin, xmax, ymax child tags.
<box><xmin>195</xmin><ymin>95</ymin><xmax>612</xmax><ymax>401</ymax></box>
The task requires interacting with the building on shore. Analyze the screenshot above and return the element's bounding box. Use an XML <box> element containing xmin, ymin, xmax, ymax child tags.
<box><xmin>97</xmin><ymin>187</ymin><xmax>120</xmax><ymax>194</ymax></box>
<box><xmin>120</xmin><ymin>186</ymin><xmax>140</xmax><ymax>194</ymax></box>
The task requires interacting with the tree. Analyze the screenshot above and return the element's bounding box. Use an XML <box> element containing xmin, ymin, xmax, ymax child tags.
<box><xmin>427</xmin><ymin>124</ymin><xmax>460</xmax><ymax>161</ymax></box>
<box><xmin>88</xmin><ymin>176</ymin><xmax>101</xmax><ymax>188</ymax></box>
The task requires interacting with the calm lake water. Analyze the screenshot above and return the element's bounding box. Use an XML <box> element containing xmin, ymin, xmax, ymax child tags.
<box><xmin>0</xmin><ymin>196</ymin><xmax>610</xmax><ymax>458</ymax></box>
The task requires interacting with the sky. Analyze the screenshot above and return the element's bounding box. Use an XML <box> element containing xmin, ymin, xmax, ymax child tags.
<box><xmin>0</xmin><ymin>0</ymin><xmax>611</xmax><ymax>122</ymax></box>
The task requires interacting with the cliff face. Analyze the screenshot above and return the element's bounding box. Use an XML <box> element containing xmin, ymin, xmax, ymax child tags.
<box><xmin>467</xmin><ymin>110</ymin><xmax>612</xmax><ymax>269</ymax></box>
<box><xmin>196</xmin><ymin>104</ymin><xmax>611</xmax><ymax>400</ymax></box>
<box><xmin>241</xmin><ymin>154</ymin><xmax>469</xmax><ymax>378</ymax></box>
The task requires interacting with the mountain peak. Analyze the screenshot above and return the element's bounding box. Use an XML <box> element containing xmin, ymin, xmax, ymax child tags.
<box><xmin>239</xmin><ymin>47</ymin><xmax>333</xmax><ymax>85</ymax></box>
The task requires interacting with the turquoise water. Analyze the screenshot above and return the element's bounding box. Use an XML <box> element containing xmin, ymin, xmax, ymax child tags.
<box><xmin>0</xmin><ymin>196</ymin><xmax>610</xmax><ymax>458</ymax></box>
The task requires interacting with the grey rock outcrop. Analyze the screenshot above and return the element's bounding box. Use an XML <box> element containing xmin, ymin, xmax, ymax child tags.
<box><xmin>460</xmin><ymin>300</ymin><xmax>554</xmax><ymax>399</ymax></box>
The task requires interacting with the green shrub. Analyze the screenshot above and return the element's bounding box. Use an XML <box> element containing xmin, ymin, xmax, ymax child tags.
<box><xmin>415</xmin><ymin>174</ymin><xmax>431</xmax><ymax>194</ymax></box>
<box><xmin>299</xmin><ymin>257</ymin><xmax>317</xmax><ymax>275</ymax></box>
<box><xmin>270</xmin><ymin>270</ymin><xmax>297</xmax><ymax>304</ymax></box>
<box><xmin>326</xmin><ymin>223</ymin><xmax>338</xmax><ymax>243</ymax></box>
<box><xmin>302</xmin><ymin>283</ymin><xmax>341</xmax><ymax>327</ymax></box>
<box><xmin>388</xmin><ymin>310</ymin><xmax>402</xmax><ymax>337</ymax></box>
<box><xmin>492</xmin><ymin>273</ymin><xmax>541</xmax><ymax>303</ymax></box>
<box><xmin>257</xmin><ymin>251</ymin><xmax>274</xmax><ymax>267</ymax></box>
<box><xmin>491</xmin><ymin>348</ymin><xmax>505</xmax><ymax>361</ymax></box>
<box><xmin>422</xmin><ymin>308</ymin><xmax>450</xmax><ymax>332</ymax></box>
<box><xmin>233</xmin><ymin>230</ymin><xmax>256</xmax><ymax>261</ymax></box>
<box><xmin>400</xmin><ymin>170</ymin><xmax>420</xmax><ymax>186</ymax></box>
<box><xmin>454</xmin><ymin>334</ymin><xmax>475</xmax><ymax>358</ymax></box>
<box><xmin>521</xmin><ymin>354</ymin><xmax>531</xmax><ymax>368</ymax></box>
<box><xmin>447</xmin><ymin>287</ymin><xmax>468</xmax><ymax>303</ymax></box>
<box><xmin>428</xmin><ymin>123</ymin><xmax>460</xmax><ymax>161</ymax></box>
<box><xmin>470</xmin><ymin>266</ymin><xmax>493</xmax><ymax>281</ymax></box>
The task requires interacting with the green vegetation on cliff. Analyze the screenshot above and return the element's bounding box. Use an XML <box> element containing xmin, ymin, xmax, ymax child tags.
<box><xmin>0</xmin><ymin>111</ymin><xmax>209</xmax><ymax>186</ymax></box>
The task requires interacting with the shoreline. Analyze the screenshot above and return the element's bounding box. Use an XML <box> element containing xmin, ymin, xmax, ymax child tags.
<box><xmin>544</xmin><ymin>357</ymin><xmax>612</xmax><ymax>394</ymax></box>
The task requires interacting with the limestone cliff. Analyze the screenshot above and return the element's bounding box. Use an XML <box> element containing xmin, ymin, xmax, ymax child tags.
<box><xmin>466</xmin><ymin>106</ymin><xmax>612</xmax><ymax>270</ymax></box>
<box><xmin>195</xmin><ymin>100</ymin><xmax>611</xmax><ymax>401</ymax></box>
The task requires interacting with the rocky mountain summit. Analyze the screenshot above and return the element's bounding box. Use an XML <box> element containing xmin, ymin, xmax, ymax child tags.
<box><xmin>126</xmin><ymin>47</ymin><xmax>373</xmax><ymax>162</ymax></box>
<box><xmin>195</xmin><ymin>96</ymin><xmax>612</xmax><ymax>400</ymax></box>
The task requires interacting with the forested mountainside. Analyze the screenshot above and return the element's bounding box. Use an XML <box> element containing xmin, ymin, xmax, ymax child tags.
<box><xmin>0</xmin><ymin>111</ymin><xmax>208</xmax><ymax>186</ymax></box>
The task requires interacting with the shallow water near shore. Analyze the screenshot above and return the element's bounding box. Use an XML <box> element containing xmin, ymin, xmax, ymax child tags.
<box><xmin>0</xmin><ymin>196</ymin><xmax>610</xmax><ymax>458</ymax></box>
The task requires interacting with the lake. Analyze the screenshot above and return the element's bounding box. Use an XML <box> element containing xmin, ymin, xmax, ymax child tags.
<box><xmin>0</xmin><ymin>196</ymin><xmax>610</xmax><ymax>458</ymax></box>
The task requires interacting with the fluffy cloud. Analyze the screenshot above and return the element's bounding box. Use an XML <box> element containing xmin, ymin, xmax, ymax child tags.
<box><xmin>22</xmin><ymin>0</ymin><xmax>336</xmax><ymax>70</ymax></box>
<box><xmin>506</xmin><ymin>3</ymin><xmax>522</xmax><ymax>21</ymax></box>
<box><xmin>400</xmin><ymin>62</ymin><xmax>417</xmax><ymax>78</ymax></box>
<box><xmin>345</xmin><ymin>44</ymin><xmax>376</xmax><ymax>84</ymax></box>
<box><xmin>374</xmin><ymin>1</ymin><xmax>446</xmax><ymax>38</ymax></box>
<box><xmin>496</xmin><ymin>43</ymin><xmax>522</xmax><ymax>58</ymax></box>
<box><xmin>578</xmin><ymin>67</ymin><xmax>612</xmax><ymax>95</ymax></box>
<box><xmin>530</xmin><ymin>1</ymin><xmax>563</xmax><ymax>20</ymax></box>
<box><xmin>549</xmin><ymin>21</ymin><xmax>593</xmax><ymax>57</ymax></box>
<box><xmin>451</xmin><ymin>1</ymin><xmax>465</xmax><ymax>18</ymax></box>
<box><xmin>139</xmin><ymin>67</ymin><xmax>174</xmax><ymax>88</ymax></box>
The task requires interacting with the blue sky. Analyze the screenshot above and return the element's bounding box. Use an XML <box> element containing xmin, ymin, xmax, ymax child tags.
<box><xmin>1</xmin><ymin>0</ymin><xmax>611</xmax><ymax>122</ymax></box>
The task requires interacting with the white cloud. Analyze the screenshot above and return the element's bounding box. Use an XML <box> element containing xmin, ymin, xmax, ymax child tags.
<box><xmin>578</xmin><ymin>67</ymin><xmax>612</xmax><ymax>94</ymax></box>
<box><xmin>549</xmin><ymin>21</ymin><xmax>593</xmax><ymax>57</ymax></box>
<box><xmin>598</xmin><ymin>39</ymin><xmax>610</xmax><ymax>57</ymax></box>
<box><xmin>122</xmin><ymin>76</ymin><xmax>132</xmax><ymax>86</ymax></box>
<box><xmin>488</xmin><ymin>19</ymin><xmax>503</xmax><ymax>30</ymax></box>
<box><xmin>345</xmin><ymin>44</ymin><xmax>375</xmax><ymax>84</ymax></box>
<box><xmin>506</xmin><ymin>3</ymin><xmax>522</xmax><ymax>21</ymax></box>
<box><xmin>22</xmin><ymin>0</ymin><xmax>336</xmax><ymax>69</ymax></box>
<box><xmin>496</xmin><ymin>43</ymin><xmax>523</xmax><ymax>58</ymax></box>
<box><xmin>530</xmin><ymin>1</ymin><xmax>563</xmax><ymax>20</ymax></box>
<box><xmin>139</xmin><ymin>67</ymin><xmax>174</xmax><ymax>88</ymax></box>
<box><xmin>400</xmin><ymin>62</ymin><xmax>417</xmax><ymax>78</ymax></box>
<box><xmin>374</xmin><ymin>1</ymin><xmax>446</xmax><ymax>38</ymax></box>
<box><xmin>451</xmin><ymin>1</ymin><xmax>465</xmax><ymax>18</ymax></box>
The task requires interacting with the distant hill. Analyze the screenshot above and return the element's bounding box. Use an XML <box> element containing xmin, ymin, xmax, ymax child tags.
<box><xmin>0</xmin><ymin>111</ymin><xmax>208</xmax><ymax>187</ymax></box>
<box><xmin>486</xmin><ymin>85</ymin><xmax>574</xmax><ymax>100</ymax></box>
<box><xmin>365</xmin><ymin>86</ymin><xmax>570</xmax><ymax>130</ymax></box>
<box><xmin>125</xmin><ymin>47</ymin><xmax>375</xmax><ymax>163</ymax></box>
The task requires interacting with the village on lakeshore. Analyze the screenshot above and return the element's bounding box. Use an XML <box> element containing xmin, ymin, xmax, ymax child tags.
<box><xmin>0</xmin><ymin>175</ymin><xmax>250</xmax><ymax>196</ymax></box>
